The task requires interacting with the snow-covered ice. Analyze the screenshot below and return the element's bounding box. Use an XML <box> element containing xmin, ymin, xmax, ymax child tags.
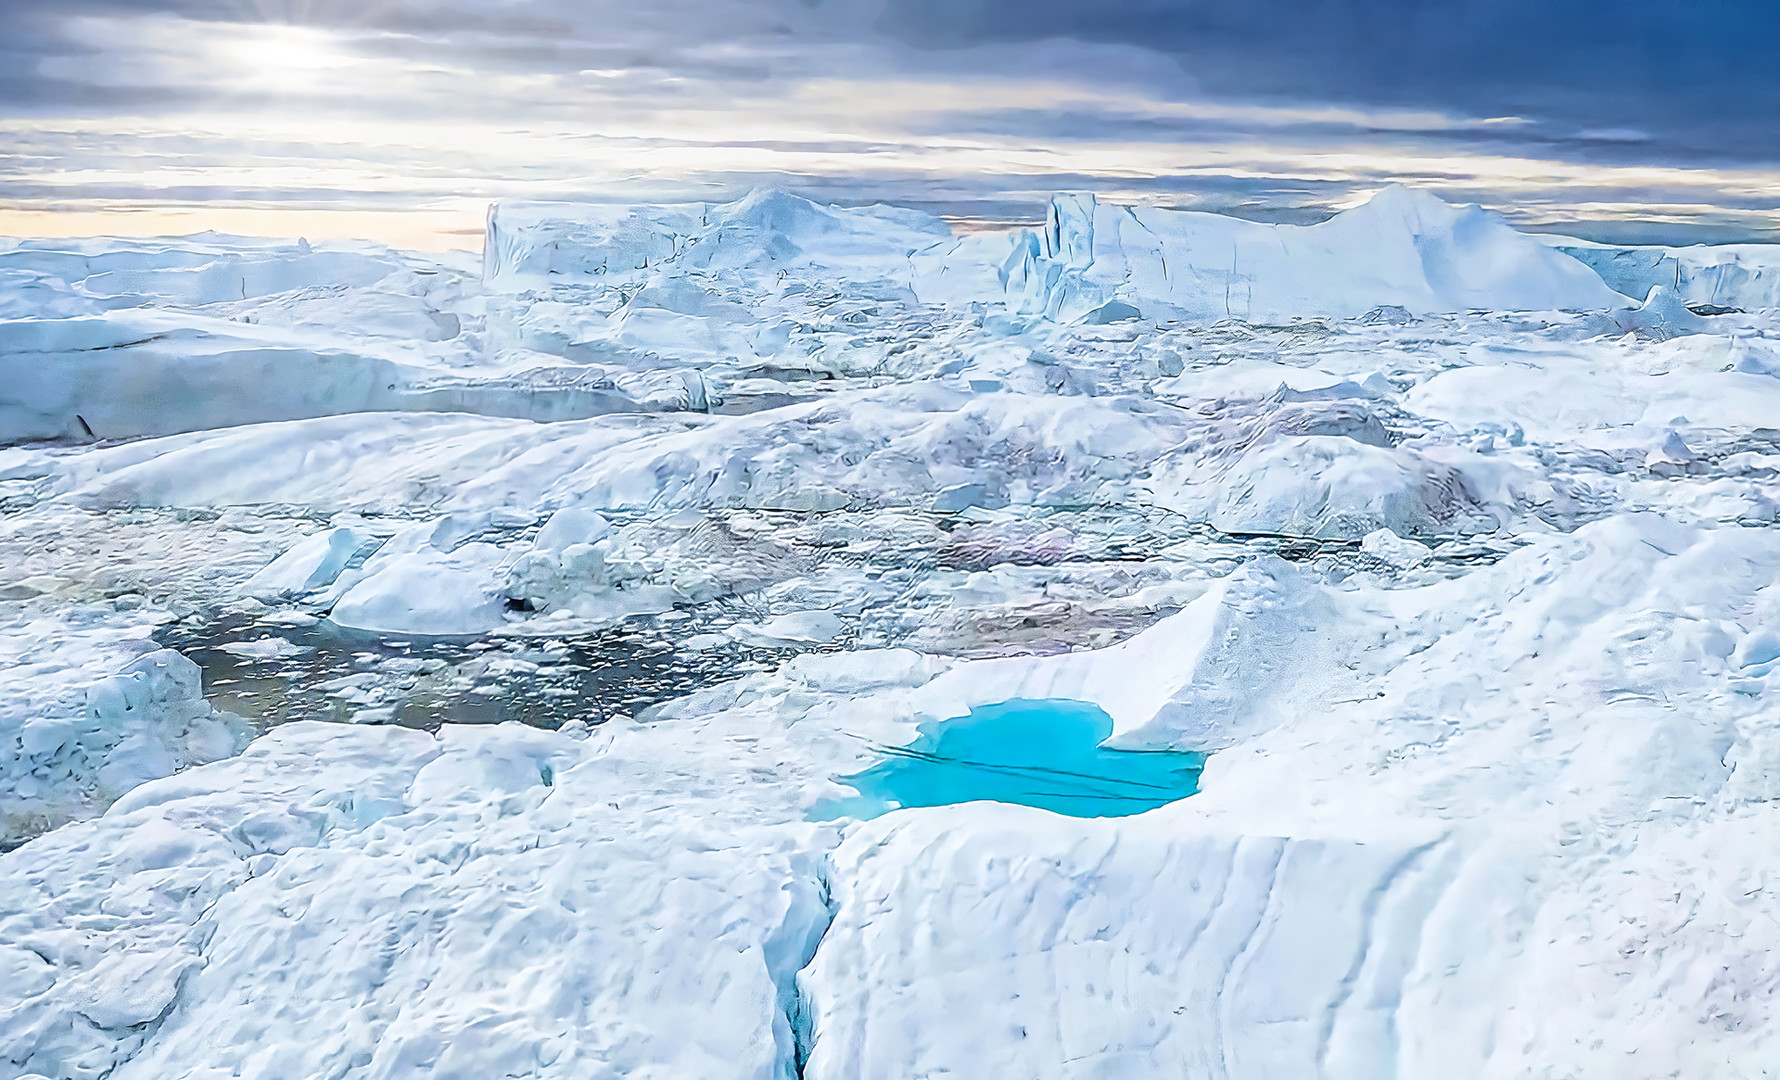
<box><xmin>4</xmin><ymin>187</ymin><xmax>1780</xmax><ymax>1078</ymax></box>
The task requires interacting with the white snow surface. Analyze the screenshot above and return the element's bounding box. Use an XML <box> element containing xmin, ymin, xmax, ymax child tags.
<box><xmin>5</xmin><ymin>189</ymin><xmax>1780</xmax><ymax>1078</ymax></box>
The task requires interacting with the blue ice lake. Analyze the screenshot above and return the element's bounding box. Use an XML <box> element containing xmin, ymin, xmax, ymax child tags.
<box><xmin>821</xmin><ymin>698</ymin><xmax>1204</xmax><ymax>820</ymax></box>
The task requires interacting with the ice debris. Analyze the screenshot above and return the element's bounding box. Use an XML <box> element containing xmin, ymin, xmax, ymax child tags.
<box><xmin>4</xmin><ymin>649</ymin><xmax>246</xmax><ymax>840</ymax></box>
<box><xmin>1359</xmin><ymin>527</ymin><xmax>1434</xmax><ymax>567</ymax></box>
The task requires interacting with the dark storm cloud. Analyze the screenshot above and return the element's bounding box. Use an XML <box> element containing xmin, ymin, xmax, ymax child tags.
<box><xmin>879</xmin><ymin>0</ymin><xmax>1780</xmax><ymax>164</ymax></box>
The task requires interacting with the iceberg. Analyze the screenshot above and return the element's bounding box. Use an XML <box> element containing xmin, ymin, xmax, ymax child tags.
<box><xmin>1002</xmin><ymin>186</ymin><xmax>1632</xmax><ymax>322</ymax></box>
<box><xmin>484</xmin><ymin>186</ymin><xmax>1636</xmax><ymax>328</ymax></box>
<box><xmin>484</xmin><ymin>188</ymin><xmax>952</xmax><ymax>291</ymax></box>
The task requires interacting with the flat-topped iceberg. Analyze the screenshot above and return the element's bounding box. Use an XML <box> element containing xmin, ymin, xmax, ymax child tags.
<box><xmin>484</xmin><ymin>188</ymin><xmax>952</xmax><ymax>290</ymax></box>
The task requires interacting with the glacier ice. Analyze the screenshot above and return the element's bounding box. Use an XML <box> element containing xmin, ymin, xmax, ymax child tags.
<box><xmin>3</xmin><ymin>186</ymin><xmax>1780</xmax><ymax>1078</ymax></box>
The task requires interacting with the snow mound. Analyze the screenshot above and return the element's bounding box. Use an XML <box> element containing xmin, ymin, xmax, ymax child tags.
<box><xmin>240</xmin><ymin>527</ymin><xmax>377</xmax><ymax>600</ymax></box>
<box><xmin>1003</xmin><ymin>186</ymin><xmax>1629</xmax><ymax>322</ymax></box>
<box><xmin>324</xmin><ymin>519</ymin><xmax>515</xmax><ymax>637</ymax></box>
<box><xmin>1359</xmin><ymin>527</ymin><xmax>1433</xmax><ymax>567</ymax></box>
<box><xmin>729</xmin><ymin>609</ymin><xmax>845</xmax><ymax>647</ymax></box>
<box><xmin>1209</xmin><ymin>435</ymin><xmax>1480</xmax><ymax>540</ymax></box>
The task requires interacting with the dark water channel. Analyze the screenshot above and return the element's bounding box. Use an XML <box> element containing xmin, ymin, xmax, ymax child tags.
<box><xmin>154</xmin><ymin>608</ymin><xmax>810</xmax><ymax>732</ymax></box>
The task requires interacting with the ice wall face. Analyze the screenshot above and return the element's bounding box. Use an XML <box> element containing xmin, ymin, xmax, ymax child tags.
<box><xmin>1555</xmin><ymin>240</ymin><xmax>1780</xmax><ymax>312</ymax></box>
<box><xmin>1005</xmin><ymin>186</ymin><xmax>1633</xmax><ymax>322</ymax></box>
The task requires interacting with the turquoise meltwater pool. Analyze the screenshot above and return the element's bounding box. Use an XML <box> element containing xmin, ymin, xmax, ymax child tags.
<box><xmin>822</xmin><ymin>698</ymin><xmax>1204</xmax><ymax>820</ymax></box>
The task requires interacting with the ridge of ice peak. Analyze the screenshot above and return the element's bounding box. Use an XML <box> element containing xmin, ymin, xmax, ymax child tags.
<box><xmin>1342</xmin><ymin>183</ymin><xmax>1472</xmax><ymax>223</ymax></box>
<box><xmin>719</xmin><ymin>188</ymin><xmax>840</xmax><ymax>234</ymax></box>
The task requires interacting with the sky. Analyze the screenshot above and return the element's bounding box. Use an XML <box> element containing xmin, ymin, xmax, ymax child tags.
<box><xmin>2</xmin><ymin>0</ymin><xmax>1778</xmax><ymax>248</ymax></box>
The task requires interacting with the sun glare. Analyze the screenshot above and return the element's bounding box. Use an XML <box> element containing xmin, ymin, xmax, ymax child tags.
<box><xmin>225</xmin><ymin>23</ymin><xmax>352</xmax><ymax>94</ymax></box>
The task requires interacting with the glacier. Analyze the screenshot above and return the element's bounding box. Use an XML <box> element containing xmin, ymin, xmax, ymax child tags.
<box><xmin>3</xmin><ymin>186</ymin><xmax>1780</xmax><ymax>1078</ymax></box>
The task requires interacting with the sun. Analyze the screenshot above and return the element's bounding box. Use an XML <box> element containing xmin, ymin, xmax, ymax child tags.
<box><xmin>224</xmin><ymin>22</ymin><xmax>353</xmax><ymax>95</ymax></box>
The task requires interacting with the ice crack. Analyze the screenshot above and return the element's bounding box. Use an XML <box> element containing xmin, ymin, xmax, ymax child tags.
<box><xmin>768</xmin><ymin>854</ymin><xmax>839</xmax><ymax>1080</ymax></box>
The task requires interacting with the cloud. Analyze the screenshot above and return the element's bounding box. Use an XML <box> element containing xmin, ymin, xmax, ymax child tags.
<box><xmin>0</xmin><ymin>0</ymin><xmax>1776</xmax><ymax>244</ymax></box>
<box><xmin>877</xmin><ymin>0</ymin><xmax>1780</xmax><ymax>156</ymax></box>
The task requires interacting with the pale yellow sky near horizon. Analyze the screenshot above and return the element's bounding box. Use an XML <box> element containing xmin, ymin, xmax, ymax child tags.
<box><xmin>0</xmin><ymin>206</ymin><xmax>491</xmax><ymax>252</ymax></box>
